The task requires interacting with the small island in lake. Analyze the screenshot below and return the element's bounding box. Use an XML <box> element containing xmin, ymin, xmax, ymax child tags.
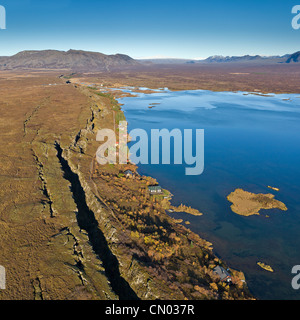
<box><xmin>148</xmin><ymin>102</ymin><xmax>161</xmax><ymax>109</ymax></box>
<box><xmin>227</xmin><ymin>188</ymin><xmax>287</xmax><ymax>216</ymax></box>
<box><xmin>267</xmin><ymin>186</ymin><xmax>280</xmax><ymax>192</ymax></box>
<box><xmin>257</xmin><ymin>262</ymin><xmax>274</xmax><ymax>272</ymax></box>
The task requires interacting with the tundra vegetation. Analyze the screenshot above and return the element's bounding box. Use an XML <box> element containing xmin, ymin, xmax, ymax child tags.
<box><xmin>227</xmin><ymin>188</ymin><xmax>287</xmax><ymax>217</ymax></box>
<box><xmin>0</xmin><ymin>70</ymin><xmax>253</xmax><ymax>300</ymax></box>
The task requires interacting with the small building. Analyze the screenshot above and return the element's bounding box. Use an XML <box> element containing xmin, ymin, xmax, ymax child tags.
<box><xmin>148</xmin><ymin>185</ymin><xmax>162</xmax><ymax>194</ymax></box>
<box><xmin>124</xmin><ymin>169</ymin><xmax>134</xmax><ymax>178</ymax></box>
<box><xmin>213</xmin><ymin>266</ymin><xmax>232</xmax><ymax>283</ymax></box>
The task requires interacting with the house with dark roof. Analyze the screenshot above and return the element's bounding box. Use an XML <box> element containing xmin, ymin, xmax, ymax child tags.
<box><xmin>148</xmin><ymin>185</ymin><xmax>162</xmax><ymax>194</ymax></box>
<box><xmin>124</xmin><ymin>169</ymin><xmax>134</xmax><ymax>178</ymax></box>
<box><xmin>213</xmin><ymin>266</ymin><xmax>232</xmax><ymax>283</ymax></box>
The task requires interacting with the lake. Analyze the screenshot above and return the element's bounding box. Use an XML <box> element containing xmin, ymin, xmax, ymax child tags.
<box><xmin>116</xmin><ymin>88</ymin><xmax>300</xmax><ymax>300</ymax></box>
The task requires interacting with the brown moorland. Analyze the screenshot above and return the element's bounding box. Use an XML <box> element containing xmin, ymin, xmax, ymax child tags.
<box><xmin>73</xmin><ymin>63</ymin><xmax>300</xmax><ymax>93</ymax></box>
<box><xmin>0</xmin><ymin>69</ymin><xmax>255</xmax><ymax>300</ymax></box>
<box><xmin>227</xmin><ymin>188</ymin><xmax>287</xmax><ymax>217</ymax></box>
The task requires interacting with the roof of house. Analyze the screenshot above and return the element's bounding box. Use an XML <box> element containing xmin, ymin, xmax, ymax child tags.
<box><xmin>124</xmin><ymin>170</ymin><xmax>134</xmax><ymax>175</ymax></box>
<box><xmin>213</xmin><ymin>266</ymin><xmax>231</xmax><ymax>281</ymax></box>
<box><xmin>148</xmin><ymin>185</ymin><xmax>162</xmax><ymax>191</ymax></box>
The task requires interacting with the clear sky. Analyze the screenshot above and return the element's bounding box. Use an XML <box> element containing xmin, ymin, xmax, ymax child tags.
<box><xmin>0</xmin><ymin>0</ymin><xmax>299</xmax><ymax>59</ymax></box>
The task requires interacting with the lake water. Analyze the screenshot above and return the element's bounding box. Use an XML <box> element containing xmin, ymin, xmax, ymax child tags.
<box><xmin>117</xmin><ymin>88</ymin><xmax>300</xmax><ymax>300</ymax></box>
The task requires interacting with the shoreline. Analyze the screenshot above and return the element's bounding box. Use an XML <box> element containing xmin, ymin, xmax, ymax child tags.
<box><xmin>68</xmin><ymin>63</ymin><xmax>300</xmax><ymax>95</ymax></box>
<box><xmin>72</xmin><ymin>79</ymin><xmax>300</xmax><ymax>97</ymax></box>
<box><xmin>85</xmin><ymin>84</ymin><xmax>254</xmax><ymax>299</ymax></box>
<box><xmin>0</xmin><ymin>69</ymin><xmax>295</xmax><ymax>300</ymax></box>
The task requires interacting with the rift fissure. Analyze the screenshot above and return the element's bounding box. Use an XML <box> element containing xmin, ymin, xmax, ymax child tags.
<box><xmin>54</xmin><ymin>141</ymin><xmax>139</xmax><ymax>300</ymax></box>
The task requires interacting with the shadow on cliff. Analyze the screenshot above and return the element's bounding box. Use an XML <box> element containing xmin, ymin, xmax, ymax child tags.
<box><xmin>55</xmin><ymin>142</ymin><xmax>139</xmax><ymax>300</ymax></box>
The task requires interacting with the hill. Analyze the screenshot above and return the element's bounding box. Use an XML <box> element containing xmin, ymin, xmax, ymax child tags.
<box><xmin>286</xmin><ymin>51</ymin><xmax>300</xmax><ymax>63</ymax></box>
<box><xmin>0</xmin><ymin>49</ymin><xmax>139</xmax><ymax>71</ymax></box>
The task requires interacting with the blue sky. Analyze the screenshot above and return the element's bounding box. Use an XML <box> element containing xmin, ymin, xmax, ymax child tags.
<box><xmin>0</xmin><ymin>0</ymin><xmax>299</xmax><ymax>58</ymax></box>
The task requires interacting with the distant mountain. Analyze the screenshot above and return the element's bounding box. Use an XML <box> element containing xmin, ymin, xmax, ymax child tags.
<box><xmin>1</xmin><ymin>49</ymin><xmax>299</xmax><ymax>70</ymax></box>
<box><xmin>138</xmin><ymin>58</ymin><xmax>193</xmax><ymax>64</ymax></box>
<box><xmin>0</xmin><ymin>49</ymin><xmax>139</xmax><ymax>71</ymax></box>
<box><xmin>139</xmin><ymin>53</ymin><xmax>298</xmax><ymax>65</ymax></box>
<box><xmin>202</xmin><ymin>54</ymin><xmax>287</xmax><ymax>64</ymax></box>
<box><xmin>285</xmin><ymin>51</ymin><xmax>300</xmax><ymax>63</ymax></box>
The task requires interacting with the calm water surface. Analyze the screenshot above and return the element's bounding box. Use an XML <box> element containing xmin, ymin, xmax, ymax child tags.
<box><xmin>117</xmin><ymin>88</ymin><xmax>300</xmax><ymax>300</ymax></box>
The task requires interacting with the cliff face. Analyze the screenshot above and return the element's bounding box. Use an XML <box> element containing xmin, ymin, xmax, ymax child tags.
<box><xmin>0</xmin><ymin>71</ymin><xmax>253</xmax><ymax>300</ymax></box>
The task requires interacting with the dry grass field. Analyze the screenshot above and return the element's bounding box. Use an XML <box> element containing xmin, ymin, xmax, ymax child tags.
<box><xmin>0</xmin><ymin>71</ymin><xmax>117</xmax><ymax>299</ymax></box>
<box><xmin>2</xmin><ymin>62</ymin><xmax>298</xmax><ymax>300</ymax></box>
<box><xmin>78</xmin><ymin>63</ymin><xmax>300</xmax><ymax>93</ymax></box>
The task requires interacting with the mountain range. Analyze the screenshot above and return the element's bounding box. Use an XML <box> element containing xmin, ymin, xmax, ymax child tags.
<box><xmin>0</xmin><ymin>49</ymin><xmax>299</xmax><ymax>70</ymax></box>
<box><xmin>202</xmin><ymin>54</ymin><xmax>291</xmax><ymax>64</ymax></box>
<box><xmin>140</xmin><ymin>52</ymin><xmax>300</xmax><ymax>65</ymax></box>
